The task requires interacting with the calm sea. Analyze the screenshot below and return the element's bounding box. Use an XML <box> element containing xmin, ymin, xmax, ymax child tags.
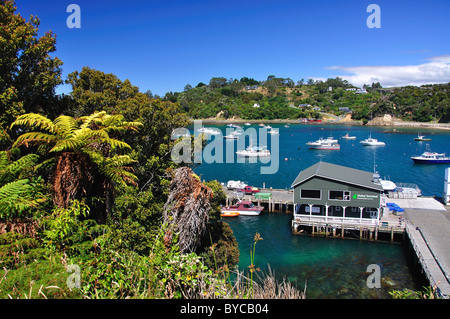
<box><xmin>193</xmin><ymin>123</ymin><xmax>450</xmax><ymax>298</ymax></box>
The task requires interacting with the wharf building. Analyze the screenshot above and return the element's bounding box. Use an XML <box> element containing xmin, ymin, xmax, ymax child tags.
<box><xmin>291</xmin><ymin>161</ymin><xmax>404</xmax><ymax>241</ymax></box>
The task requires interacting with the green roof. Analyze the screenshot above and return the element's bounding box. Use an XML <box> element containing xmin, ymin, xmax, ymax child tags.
<box><xmin>291</xmin><ymin>161</ymin><xmax>384</xmax><ymax>191</ymax></box>
<box><xmin>254</xmin><ymin>192</ymin><xmax>272</xmax><ymax>200</ymax></box>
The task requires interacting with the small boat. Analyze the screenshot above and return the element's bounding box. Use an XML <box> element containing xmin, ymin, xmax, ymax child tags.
<box><xmin>414</xmin><ymin>134</ymin><xmax>432</xmax><ymax>141</ymax></box>
<box><xmin>360</xmin><ymin>134</ymin><xmax>385</xmax><ymax>146</ymax></box>
<box><xmin>411</xmin><ymin>151</ymin><xmax>450</xmax><ymax>164</ymax></box>
<box><xmin>268</xmin><ymin>129</ymin><xmax>279</xmax><ymax>135</ymax></box>
<box><xmin>309</xmin><ymin>142</ymin><xmax>340</xmax><ymax>150</ymax></box>
<box><xmin>224</xmin><ymin>131</ymin><xmax>239</xmax><ymax>139</ymax></box>
<box><xmin>342</xmin><ymin>133</ymin><xmax>356</xmax><ymax>140</ymax></box>
<box><xmin>306</xmin><ymin>136</ymin><xmax>338</xmax><ymax>145</ymax></box>
<box><xmin>197</xmin><ymin>127</ymin><xmax>220</xmax><ymax>135</ymax></box>
<box><xmin>236</xmin><ymin>142</ymin><xmax>270</xmax><ymax>157</ymax></box>
<box><xmin>221</xmin><ymin>211</ymin><xmax>240</xmax><ymax>217</ymax></box>
<box><xmin>245</xmin><ymin>122</ymin><xmax>251</xmax><ymax>126</ymax></box>
<box><xmin>221</xmin><ymin>200</ymin><xmax>263</xmax><ymax>216</ymax></box>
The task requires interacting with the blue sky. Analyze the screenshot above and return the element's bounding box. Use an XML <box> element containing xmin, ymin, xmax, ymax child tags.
<box><xmin>15</xmin><ymin>0</ymin><xmax>450</xmax><ymax>96</ymax></box>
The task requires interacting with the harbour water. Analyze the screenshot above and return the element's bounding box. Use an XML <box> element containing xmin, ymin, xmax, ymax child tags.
<box><xmin>193</xmin><ymin>123</ymin><xmax>450</xmax><ymax>298</ymax></box>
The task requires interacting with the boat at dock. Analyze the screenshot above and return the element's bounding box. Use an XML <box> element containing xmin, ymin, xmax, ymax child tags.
<box><xmin>221</xmin><ymin>200</ymin><xmax>264</xmax><ymax>216</ymax></box>
<box><xmin>221</xmin><ymin>211</ymin><xmax>240</xmax><ymax>217</ymax></box>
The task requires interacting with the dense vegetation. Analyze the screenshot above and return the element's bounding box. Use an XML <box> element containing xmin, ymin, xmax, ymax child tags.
<box><xmin>163</xmin><ymin>76</ymin><xmax>450</xmax><ymax>123</ymax></box>
<box><xmin>0</xmin><ymin>1</ymin><xmax>256</xmax><ymax>299</ymax></box>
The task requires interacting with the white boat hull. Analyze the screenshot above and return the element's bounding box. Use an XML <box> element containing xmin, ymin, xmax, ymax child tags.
<box><xmin>222</xmin><ymin>210</ymin><xmax>261</xmax><ymax>216</ymax></box>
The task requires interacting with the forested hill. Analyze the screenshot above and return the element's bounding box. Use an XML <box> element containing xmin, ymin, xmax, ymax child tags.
<box><xmin>160</xmin><ymin>76</ymin><xmax>450</xmax><ymax>123</ymax></box>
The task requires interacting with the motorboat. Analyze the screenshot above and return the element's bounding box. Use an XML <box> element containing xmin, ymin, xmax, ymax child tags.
<box><xmin>197</xmin><ymin>127</ymin><xmax>220</xmax><ymax>135</ymax></box>
<box><xmin>236</xmin><ymin>144</ymin><xmax>270</xmax><ymax>157</ymax></box>
<box><xmin>342</xmin><ymin>133</ymin><xmax>356</xmax><ymax>139</ymax></box>
<box><xmin>221</xmin><ymin>200</ymin><xmax>263</xmax><ymax>216</ymax></box>
<box><xmin>308</xmin><ymin>142</ymin><xmax>340</xmax><ymax>150</ymax></box>
<box><xmin>306</xmin><ymin>137</ymin><xmax>335</xmax><ymax>146</ymax></box>
<box><xmin>224</xmin><ymin>131</ymin><xmax>239</xmax><ymax>139</ymax></box>
<box><xmin>360</xmin><ymin>134</ymin><xmax>385</xmax><ymax>146</ymax></box>
<box><xmin>414</xmin><ymin>134</ymin><xmax>431</xmax><ymax>141</ymax></box>
<box><xmin>268</xmin><ymin>128</ymin><xmax>279</xmax><ymax>135</ymax></box>
<box><xmin>411</xmin><ymin>151</ymin><xmax>450</xmax><ymax>164</ymax></box>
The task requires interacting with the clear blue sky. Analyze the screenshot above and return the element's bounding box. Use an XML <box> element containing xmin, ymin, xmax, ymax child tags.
<box><xmin>15</xmin><ymin>0</ymin><xmax>450</xmax><ymax>96</ymax></box>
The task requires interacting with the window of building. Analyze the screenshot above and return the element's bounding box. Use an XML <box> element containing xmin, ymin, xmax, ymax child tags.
<box><xmin>300</xmin><ymin>189</ymin><xmax>321</xmax><ymax>199</ymax></box>
<box><xmin>329</xmin><ymin>190</ymin><xmax>351</xmax><ymax>201</ymax></box>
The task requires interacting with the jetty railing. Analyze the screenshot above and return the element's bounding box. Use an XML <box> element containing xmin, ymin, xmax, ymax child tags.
<box><xmin>405</xmin><ymin>223</ymin><xmax>448</xmax><ymax>299</ymax></box>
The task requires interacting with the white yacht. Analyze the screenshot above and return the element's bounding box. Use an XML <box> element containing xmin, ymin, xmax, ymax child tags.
<box><xmin>236</xmin><ymin>144</ymin><xmax>270</xmax><ymax>157</ymax></box>
<box><xmin>360</xmin><ymin>134</ymin><xmax>385</xmax><ymax>146</ymax></box>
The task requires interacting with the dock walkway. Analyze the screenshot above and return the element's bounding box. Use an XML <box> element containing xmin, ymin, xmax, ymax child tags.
<box><xmin>393</xmin><ymin>199</ymin><xmax>450</xmax><ymax>299</ymax></box>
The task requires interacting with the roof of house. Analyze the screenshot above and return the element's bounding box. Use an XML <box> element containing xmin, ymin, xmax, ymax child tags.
<box><xmin>291</xmin><ymin>161</ymin><xmax>384</xmax><ymax>191</ymax></box>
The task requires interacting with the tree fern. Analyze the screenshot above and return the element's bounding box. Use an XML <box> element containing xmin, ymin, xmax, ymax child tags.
<box><xmin>10</xmin><ymin>112</ymin><xmax>141</xmax><ymax>222</ymax></box>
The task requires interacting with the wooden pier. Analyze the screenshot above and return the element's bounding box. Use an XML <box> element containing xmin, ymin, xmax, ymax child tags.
<box><xmin>224</xmin><ymin>187</ymin><xmax>295</xmax><ymax>213</ymax></box>
<box><xmin>223</xmin><ymin>185</ymin><xmax>450</xmax><ymax>298</ymax></box>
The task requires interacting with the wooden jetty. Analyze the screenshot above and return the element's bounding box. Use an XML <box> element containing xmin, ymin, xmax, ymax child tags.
<box><xmin>222</xmin><ymin>185</ymin><xmax>450</xmax><ymax>297</ymax></box>
<box><xmin>223</xmin><ymin>187</ymin><xmax>295</xmax><ymax>213</ymax></box>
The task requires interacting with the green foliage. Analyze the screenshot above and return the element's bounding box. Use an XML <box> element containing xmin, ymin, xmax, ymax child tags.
<box><xmin>389</xmin><ymin>286</ymin><xmax>441</xmax><ymax>299</ymax></box>
<box><xmin>43</xmin><ymin>200</ymin><xmax>89</xmax><ymax>248</ymax></box>
<box><xmin>0</xmin><ymin>0</ymin><xmax>63</xmax><ymax>129</ymax></box>
<box><xmin>0</xmin><ymin>151</ymin><xmax>46</xmax><ymax>220</ymax></box>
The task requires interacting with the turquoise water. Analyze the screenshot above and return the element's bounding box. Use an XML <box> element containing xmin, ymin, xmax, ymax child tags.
<box><xmin>193</xmin><ymin>123</ymin><xmax>450</xmax><ymax>298</ymax></box>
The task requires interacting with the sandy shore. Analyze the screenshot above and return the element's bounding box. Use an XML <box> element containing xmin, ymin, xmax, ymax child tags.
<box><xmin>192</xmin><ymin>118</ymin><xmax>450</xmax><ymax>131</ymax></box>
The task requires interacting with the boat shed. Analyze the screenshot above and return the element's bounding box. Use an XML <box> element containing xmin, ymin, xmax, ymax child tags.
<box><xmin>291</xmin><ymin>162</ymin><xmax>385</xmax><ymax>224</ymax></box>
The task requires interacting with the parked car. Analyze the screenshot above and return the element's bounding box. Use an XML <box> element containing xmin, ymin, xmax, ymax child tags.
<box><xmin>237</xmin><ymin>186</ymin><xmax>260</xmax><ymax>195</ymax></box>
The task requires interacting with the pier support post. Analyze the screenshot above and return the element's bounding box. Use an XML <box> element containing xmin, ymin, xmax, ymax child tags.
<box><xmin>390</xmin><ymin>227</ymin><xmax>394</xmax><ymax>243</ymax></box>
<box><xmin>375</xmin><ymin>226</ymin><xmax>378</xmax><ymax>241</ymax></box>
<box><xmin>341</xmin><ymin>224</ymin><xmax>345</xmax><ymax>238</ymax></box>
<box><xmin>359</xmin><ymin>227</ymin><xmax>363</xmax><ymax>240</ymax></box>
<box><xmin>312</xmin><ymin>222</ymin><xmax>315</xmax><ymax>236</ymax></box>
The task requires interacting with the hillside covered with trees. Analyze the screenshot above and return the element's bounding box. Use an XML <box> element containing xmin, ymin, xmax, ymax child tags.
<box><xmin>161</xmin><ymin>76</ymin><xmax>450</xmax><ymax>123</ymax></box>
<box><xmin>1</xmin><ymin>0</ymin><xmax>275</xmax><ymax>299</ymax></box>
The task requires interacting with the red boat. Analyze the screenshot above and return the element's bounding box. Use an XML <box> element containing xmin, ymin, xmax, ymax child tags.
<box><xmin>221</xmin><ymin>201</ymin><xmax>263</xmax><ymax>216</ymax></box>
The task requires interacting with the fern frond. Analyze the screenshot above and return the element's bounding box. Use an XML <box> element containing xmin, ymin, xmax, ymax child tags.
<box><xmin>10</xmin><ymin>113</ymin><xmax>57</xmax><ymax>133</ymax></box>
<box><xmin>0</xmin><ymin>179</ymin><xmax>31</xmax><ymax>201</ymax></box>
<box><xmin>105</xmin><ymin>138</ymin><xmax>132</xmax><ymax>150</ymax></box>
<box><xmin>0</xmin><ymin>151</ymin><xmax>9</xmax><ymax>171</ymax></box>
<box><xmin>12</xmin><ymin>132</ymin><xmax>58</xmax><ymax>148</ymax></box>
<box><xmin>79</xmin><ymin>111</ymin><xmax>107</xmax><ymax>130</ymax></box>
<box><xmin>53</xmin><ymin>115</ymin><xmax>78</xmax><ymax>139</ymax></box>
<box><xmin>49</xmin><ymin>138</ymin><xmax>86</xmax><ymax>153</ymax></box>
<box><xmin>6</xmin><ymin>153</ymin><xmax>40</xmax><ymax>175</ymax></box>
